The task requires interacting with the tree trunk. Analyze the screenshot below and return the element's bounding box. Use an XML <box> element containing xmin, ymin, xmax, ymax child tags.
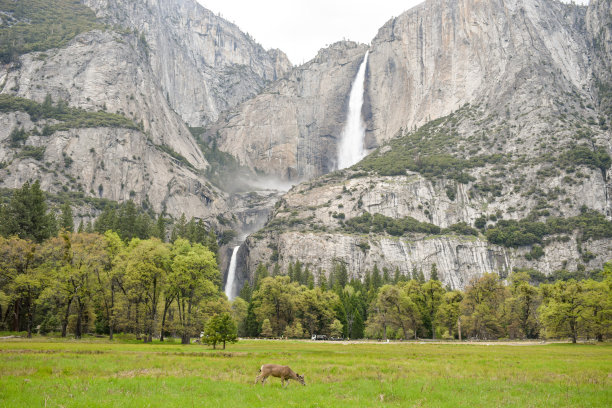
<box><xmin>75</xmin><ymin>301</ymin><xmax>83</xmax><ymax>339</ymax></box>
<box><xmin>26</xmin><ymin>297</ymin><xmax>33</xmax><ymax>338</ymax></box>
<box><xmin>181</xmin><ymin>334</ymin><xmax>189</xmax><ymax>345</ymax></box>
<box><xmin>109</xmin><ymin>324</ymin><xmax>113</xmax><ymax>341</ymax></box>
<box><xmin>457</xmin><ymin>317</ymin><xmax>462</xmax><ymax>341</ymax></box>
<box><xmin>160</xmin><ymin>301</ymin><xmax>171</xmax><ymax>342</ymax></box>
<box><xmin>12</xmin><ymin>299</ymin><xmax>20</xmax><ymax>332</ymax></box>
<box><xmin>223</xmin><ymin>340</ymin><xmax>226</xmax><ymax>350</ymax></box>
<box><xmin>62</xmin><ymin>297</ymin><xmax>72</xmax><ymax>338</ymax></box>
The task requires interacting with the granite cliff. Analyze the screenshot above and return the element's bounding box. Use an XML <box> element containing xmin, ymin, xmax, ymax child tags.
<box><xmin>238</xmin><ymin>0</ymin><xmax>612</xmax><ymax>289</ymax></box>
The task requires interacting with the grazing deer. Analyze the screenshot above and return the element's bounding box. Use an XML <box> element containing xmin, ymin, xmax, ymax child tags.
<box><xmin>254</xmin><ymin>364</ymin><xmax>306</xmax><ymax>387</ymax></box>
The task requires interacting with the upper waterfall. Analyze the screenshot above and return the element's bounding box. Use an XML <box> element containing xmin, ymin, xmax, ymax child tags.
<box><xmin>337</xmin><ymin>50</ymin><xmax>369</xmax><ymax>169</ymax></box>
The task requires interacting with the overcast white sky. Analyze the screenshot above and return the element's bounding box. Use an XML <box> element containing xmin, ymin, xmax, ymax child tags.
<box><xmin>197</xmin><ymin>0</ymin><xmax>590</xmax><ymax>65</ymax></box>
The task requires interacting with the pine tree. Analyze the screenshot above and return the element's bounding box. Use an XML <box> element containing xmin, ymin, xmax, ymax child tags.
<box><xmin>239</xmin><ymin>281</ymin><xmax>253</xmax><ymax>302</ymax></box>
<box><xmin>59</xmin><ymin>202</ymin><xmax>74</xmax><ymax>232</ymax></box>
<box><xmin>393</xmin><ymin>267</ymin><xmax>401</xmax><ymax>284</ymax></box>
<box><xmin>245</xmin><ymin>301</ymin><xmax>259</xmax><ymax>337</ymax></box>
<box><xmin>0</xmin><ymin>180</ymin><xmax>56</xmax><ymax>242</ymax></box>
<box><xmin>156</xmin><ymin>212</ymin><xmax>167</xmax><ymax>241</ymax></box>
<box><xmin>430</xmin><ymin>263</ymin><xmax>439</xmax><ymax>281</ymax></box>
<box><xmin>272</xmin><ymin>263</ymin><xmax>281</xmax><ymax>277</ymax></box>
<box><xmin>383</xmin><ymin>267</ymin><xmax>391</xmax><ymax>284</ymax></box>
<box><xmin>372</xmin><ymin>264</ymin><xmax>382</xmax><ymax>290</ymax></box>
<box><xmin>417</xmin><ymin>268</ymin><xmax>426</xmax><ymax>283</ymax></box>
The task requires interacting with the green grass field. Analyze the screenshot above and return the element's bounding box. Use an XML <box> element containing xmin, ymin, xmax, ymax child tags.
<box><xmin>0</xmin><ymin>338</ymin><xmax>610</xmax><ymax>407</ymax></box>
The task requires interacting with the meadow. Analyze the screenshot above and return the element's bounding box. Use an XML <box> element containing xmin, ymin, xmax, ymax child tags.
<box><xmin>0</xmin><ymin>338</ymin><xmax>610</xmax><ymax>407</ymax></box>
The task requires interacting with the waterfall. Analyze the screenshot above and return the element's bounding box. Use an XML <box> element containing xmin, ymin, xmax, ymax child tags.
<box><xmin>337</xmin><ymin>50</ymin><xmax>369</xmax><ymax>169</ymax></box>
<box><xmin>224</xmin><ymin>246</ymin><xmax>240</xmax><ymax>300</ymax></box>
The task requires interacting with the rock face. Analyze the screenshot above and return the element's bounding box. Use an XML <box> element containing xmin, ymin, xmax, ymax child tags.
<box><xmin>0</xmin><ymin>29</ymin><xmax>223</xmax><ymax>219</ymax></box>
<box><xmin>82</xmin><ymin>0</ymin><xmax>292</xmax><ymax>126</ymax></box>
<box><xmin>211</xmin><ymin>0</ymin><xmax>596</xmax><ymax>180</ymax></box>
<box><xmin>366</xmin><ymin>0</ymin><xmax>591</xmax><ymax>144</ymax></box>
<box><xmin>207</xmin><ymin>41</ymin><xmax>369</xmax><ymax>180</ymax></box>
<box><xmin>240</xmin><ymin>0</ymin><xmax>612</xmax><ymax>289</ymax></box>
<box><xmin>0</xmin><ymin>0</ymin><xmax>292</xmax><ymax>221</ymax></box>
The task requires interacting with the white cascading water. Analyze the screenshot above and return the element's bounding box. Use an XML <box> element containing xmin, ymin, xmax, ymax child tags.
<box><xmin>224</xmin><ymin>246</ymin><xmax>240</xmax><ymax>300</ymax></box>
<box><xmin>337</xmin><ymin>50</ymin><xmax>369</xmax><ymax>169</ymax></box>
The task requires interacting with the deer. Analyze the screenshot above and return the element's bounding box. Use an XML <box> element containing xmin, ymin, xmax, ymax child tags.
<box><xmin>254</xmin><ymin>364</ymin><xmax>306</xmax><ymax>387</ymax></box>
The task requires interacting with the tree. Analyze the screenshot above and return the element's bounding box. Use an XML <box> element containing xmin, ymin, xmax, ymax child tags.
<box><xmin>374</xmin><ymin>284</ymin><xmax>421</xmax><ymax>340</ymax></box>
<box><xmin>260</xmin><ymin>318</ymin><xmax>273</xmax><ymax>338</ymax></box>
<box><xmin>461</xmin><ymin>274</ymin><xmax>507</xmax><ymax>340</ymax></box>
<box><xmin>339</xmin><ymin>286</ymin><xmax>365</xmax><ymax>339</ymax></box>
<box><xmin>251</xmin><ymin>276</ymin><xmax>300</xmax><ymax>336</ymax></box>
<box><xmin>0</xmin><ymin>236</ymin><xmax>37</xmax><ymax>334</ymax></box>
<box><xmin>297</xmin><ymin>287</ymin><xmax>339</xmax><ymax>337</ymax></box>
<box><xmin>244</xmin><ymin>301</ymin><xmax>259</xmax><ymax>337</ymax></box>
<box><xmin>505</xmin><ymin>272</ymin><xmax>541</xmax><ymax>339</ymax></box>
<box><xmin>91</xmin><ymin>231</ymin><xmax>124</xmax><ymax>340</ymax></box>
<box><xmin>422</xmin><ymin>279</ymin><xmax>445</xmax><ymax>338</ymax></box>
<box><xmin>430</xmin><ymin>263</ymin><xmax>439</xmax><ymax>281</ymax></box>
<box><xmin>231</xmin><ymin>297</ymin><xmax>248</xmax><ymax>337</ymax></box>
<box><xmin>330</xmin><ymin>319</ymin><xmax>343</xmax><ymax>338</ymax></box>
<box><xmin>203</xmin><ymin>313</ymin><xmax>237</xmax><ymax>349</ymax></box>
<box><xmin>59</xmin><ymin>203</ymin><xmax>74</xmax><ymax>232</ymax></box>
<box><xmin>121</xmin><ymin>238</ymin><xmax>171</xmax><ymax>342</ymax></box>
<box><xmin>539</xmin><ymin>280</ymin><xmax>588</xmax><ymax>343</ymax></box>
<box><xmin>580</xmin><ymin>279</ymin><xmax>611</xmax><ymax>341</ymax></box>
<box><xmin>435</xmin><ymin>291</ymin><xmax>464</xmax><ymax>339</ymax></box>
<box><xmin>0</xmin><ymin>180</ymin><xmax>56</xmax><ymax>242</ymax></box>
<box><xmin>170</xmin><ymin>239</ymin><xmax>219</xmax><ymax>344</ymax></box>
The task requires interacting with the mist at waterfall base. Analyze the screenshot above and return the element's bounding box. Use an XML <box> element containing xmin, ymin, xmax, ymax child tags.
<box><xmin>337</xmin><ymin>51</ymin><xmax>369</xmax><ymax>170</ymax></box>
<box><xmin>224</xmin><ymin>246</ymin><xmax>240</xmax><ymax>300</ymax></box>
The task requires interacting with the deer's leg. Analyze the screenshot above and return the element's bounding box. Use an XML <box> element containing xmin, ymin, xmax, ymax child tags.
<box><xmin>254</xmin><ymin>375</ymin><xmax>261</xmax><ymax>385</ymax></box>
<box><xmin>261</xmin><ymin>376</ymin><xmax>267</xmax><ymax>386</ymax></box>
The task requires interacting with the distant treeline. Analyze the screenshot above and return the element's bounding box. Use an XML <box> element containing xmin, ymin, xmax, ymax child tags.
<box><xmin>0</xmin><ymin>182</ymin><xmax>610</xmax><ymax>343</ymax></box>
<box><xmin>237</xmin><ymin>261</ymin><xmax>611</xmax><ymax>343</ymax></box>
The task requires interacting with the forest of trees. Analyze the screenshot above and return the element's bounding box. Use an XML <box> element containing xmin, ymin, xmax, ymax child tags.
<box><xmin>0</xmin><ymin>181</ymin><xmax>610</xmax><ymax>343</ymax></box>
<box><xmin>238</xmin><ymin>261</ymin><xmax>611</xmax><ymax>343</ymax></box>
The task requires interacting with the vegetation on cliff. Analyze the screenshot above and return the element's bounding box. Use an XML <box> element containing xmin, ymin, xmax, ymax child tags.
<box><xmin>0</xmin><ymin>0</ymin><xmax>104</xmax><ymax>63</ymax></box>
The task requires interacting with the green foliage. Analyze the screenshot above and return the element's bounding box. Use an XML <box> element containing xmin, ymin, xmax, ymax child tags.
<box><xmin>343</xmin><ymin>212</ymin><xmax>441</xmax><ymax>236</ymax></box>
<box><xmin>0</xmin><ymin>180</ymin><xmax>56</xmax><ymax>242</ymax></box>
<box><xmin>170</xmin><ymin>214</ymin><xmax>218</xmax><ymax>253</ymax></box>
<box><xmin>356</xmin><ymin>110</ymin><xmax>506</xmax><ymax>183</ymax></box>
<box><xmin>94</xmin><ymin>200</ymin><xmax>155</xmax><ymax>242</ymax></box>
<box><xmin>557</xmin><ymin>144</ymin><xmax>611</xmax><ymax>173</ymax></box>
<box><xmin>525</xmin><ymin>245</ymin><xmax>545</xmax><ymax>261</ymax></box>
<box><xmin>0</xmin><ymin>0</ymin><xmax>104</xmax><ymax>63</ymax></box>
<box><xmin>0</xmin><ymin>94</ymin><xmax>138</xmax><ymax>135</ymax></box>
<box><xmin>442</xmin><ymin>222</ymin><xmax>479</xmax><ymax>237</ymax></box>
<box><xmin>59</xmin><ymin>202</ymin><xmax>73</xmax><ymax>232</ymax></box>
<box><xmin>203</xmin><ymin>313</ymin><xmax>237</xmax><ymax>349</ymax></box>
<box><xmin>15</xmin><ymin>145</ymin><xmax>45</xmax><ymax>161</ymax></box>
<box><xmin>154</xmin><ymin>144</ymin><xmax>195</xmax><ymax>170</ymax></box>
<box><xmin>9</xmin><ymin>127</ymin><xmax>27</xmax><ymax>147</ymax></box>
<box><xmin>486</xmin><ymin>209</ymin><xmax>612</xmax><ymax>247</ymax></box>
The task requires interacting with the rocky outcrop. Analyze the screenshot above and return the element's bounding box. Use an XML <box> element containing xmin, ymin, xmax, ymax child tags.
<box><xmin>206</xmin><ymin>41</ymin><xmax>369</xmax><ymax>180</ymax></box>
<box><xmin>245</xmin><ymin>231</ymin><xmax>511</xmax><ymax>289</ymax></box>
<box><xmin>0</xmin><ymin>29</ymin><xmax>224</xmax><ymax>219</ymax></box>
<box><xmin>367</xmin><ymin>0</ymin><xmax>591</xmax><ymax>145</ymax></box>
<box><xmin>82</xmin><ymin>0</ymin><xmax>292</xmax><ymax>126</ymax></box>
